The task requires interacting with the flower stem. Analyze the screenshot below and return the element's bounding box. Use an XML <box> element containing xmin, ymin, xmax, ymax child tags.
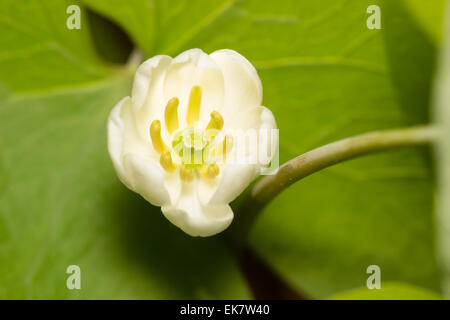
<box><xmin>228</xmin><ymin>125</ymin><xmax>438</xmax><ymax>245</ymax></box>
<box><xmin>126</xmin><ymin>48</ymin><xmax>144</xmax><ymax>71</ymax></box>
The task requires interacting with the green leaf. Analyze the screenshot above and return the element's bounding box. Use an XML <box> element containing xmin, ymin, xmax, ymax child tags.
<box><xmin>331</xmin><ymin>282</ymin><xmax>444</xmax><ymax>300</ymax></box>
<box><xmin>433</xmin><ymin>1</ymin><xmax>450</xmax><ymax>298</ymax></box>
<box><xmin>0</xmin><ymin>0</ymin><xmax>110</xmax><ymax>93</ymax></box>
<box><xmin>247</xmin><ymin>0</ymin><xmax>443</xmax><ymax>298</ymax></box>
<box><xmin>81</xmin><ymin>0</ymin><xmax>157</xmax><ymax>56</ymax></box>
<box><xmin>0</xmin><ymin>0</ymin><xmax>445</xmax><ymax>299</ymax></box>
<box><xmin>402</xmin><ymin>0</ymin><xmax>446</xmax><ymax>43</ymax></box>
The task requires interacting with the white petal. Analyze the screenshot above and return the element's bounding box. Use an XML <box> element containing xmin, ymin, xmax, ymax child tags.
<box><xmin>122</xmin><ymin>154</ymin><xmax>171</xmax><ymax>206</ymax></box>
<box><xmin>131</xmin><ymin>55</ymin><xmax>172</xmax><ymax>140</ymax></box>
<box><xmin>197</xmin><ymin>173</ymin><xmax>221</xmax><ymax>206</ymax></box>
<box><xmin>108</xmin><ymin>97</ymin><xmax>174</xmax><ymax>208</ymax></box>
<box><xmin>199</xmin><ymin>107</ymin><xmax>277</xmax><ymax>206</ymax></box>
<box><xmin>260</xmin><ymin>106</ymin><xmax>277</xmax><ymax>130</ymax></box>
<box><xmin>259</xmin><ymin>106</ymin><xmax>278</xmax><ymax>165</ymax></box>
<box><xmin>108</xmin><ymin>49</ymin><xmax>277</xmax><ymax>238</ymax></box>
<box><xmin>210</xmin><ymin>49</ymin><xmax>263</xmax><ymax>124</ymax></box>
<box><xmin>161</xmin><ymin>181</ymin><xmax>233</xmax><ymax>237</ymax></box>
<box><xmin>207</xmin><ymin>164</ymin><xmax>260</xmax><ymax>206</ymax></box>
<box><xmin>163</xmin><ymin>170</ymin><xmax>182</xmax><ymax>204</ymax></box>
<box><xmin>108</xmin><ymin>97</ymin><xmax>133</xmax><ymax>189</ymax></box>
<box><xmin>163</xmin><ymin>49</ymin><xmax>224</xmax><ymax>128</ymax></box>
<box><xmin>225</xmin><ymin>106</ymin><xmax>263</xmax><ymax>131</ymax></box>
<box><xmin>108</xmin><ymin>96</ymin><xmax>156</xmax><ymax>184</ymax></box>
<box><xmin>131</xmin><ymin>55</ymin><xmax>172</xmax><ymax>112</ymax></box>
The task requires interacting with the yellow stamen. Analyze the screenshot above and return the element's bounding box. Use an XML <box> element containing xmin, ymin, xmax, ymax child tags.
<box><xmin>211</xmin><ymin>134</ymin><xmax>233</xmax><ymax>156</ymax></box>
<box><xmin>206</xmin><ymin>111</ymin><xmax>224</xmax><ymax>131</ymax></box>
<box><xmin>164</xmin><ymin>97</ymin><xmax>179</xmax><ymax>134</ymax></box>
<box><xmin>205</xmin><ymin>111</ymin><xmax>224</xmax><ymax>139</ymax></box>
<box><xmin>150</xmin><ymin>120</ymin><xmax>168</xmax><ymax>154</ymax></box>
<box><xmin>200</xmin><ymin>164</ymin><xmax>220</xmax><ymax>179</ymax></box>
<box><xmin>180</xmin><ymin>165</ymin><xmax>195</xmax><ymax>182</ymax></box>
<box><xmin>186</xmin><ymin>85</ymin><xmax>202</xmax><ymax>126</ymax></box>
<box><xmin>160</xmin><ymin>151</ymin><xmax>177</xmax><ymax>173</ymax></box>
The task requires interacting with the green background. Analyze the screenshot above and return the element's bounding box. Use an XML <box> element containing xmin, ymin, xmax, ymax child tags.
<box><xmin>0</xmin><ymin>0</ymin><xmax>447</xmax><ymax>299</ymax></box>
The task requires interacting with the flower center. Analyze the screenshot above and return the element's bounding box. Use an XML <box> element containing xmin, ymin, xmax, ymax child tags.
<box><xmin>149</xmin><ymin>85</ymin><xmax>233</xmax><ymax>182</ymax></box>
<box><xmin>171</xmin><ymin>128</ymin><xmax>207</xmax><ymax>168</ymax></box>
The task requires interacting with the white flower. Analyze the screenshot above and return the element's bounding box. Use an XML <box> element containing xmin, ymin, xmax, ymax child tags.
<box><xmin>108</xmin><ymin>49</ymin><xmax>277</xmax><ymax>237</ymax></box>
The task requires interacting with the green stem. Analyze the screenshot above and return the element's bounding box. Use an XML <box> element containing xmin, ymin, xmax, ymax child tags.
<box><xmin>228</xmin><ymin>125</ymin><xmax>438</xmax><ymax>245</ymax></box>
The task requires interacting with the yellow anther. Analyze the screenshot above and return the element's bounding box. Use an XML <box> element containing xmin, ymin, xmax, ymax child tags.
<box><xmin>205</xmin><ymin>111</ymin><xmax>224</xmax><ymax>140</ymax></box>
<box><xmin>180</xmin><ymin>165</ymin><xmax>195</xmax><ymax>182</ymax></box>
<box><xmin>206</xmin><ymin>111</ymin><xmax>224</xmax><ymax>131</ymax></box>
<box><xmin>200</xmin><ymin>164</ymin><xmax>220</xmax><ymax>179</ymax></box>
<box><xmin>211</xmin><ymin>134</ymin><xmax>233</xmax><ymax>156</ymax></box>
<box><xmin>150</xmin><ymin>120</ymin><xmax>168</xmax><ymax>154</ymax></box>
<box><xmin>160</xmin><ymin>151</ymin><xmax>177</xmax><ymax>173</ymax></box>
<box><xmin>186</xmin><ymin>85</ymin><xmax>202</xmax><ymax>126</ymax></box>
<box><xmin>164</xmin><ymin>97</ymin><xmax>179</xmax><ymax>134</ymax></box>
<box><xmin>222</xmin><ymin>134</ymin><xmax>233</xmax><ymax>154</ymax></box>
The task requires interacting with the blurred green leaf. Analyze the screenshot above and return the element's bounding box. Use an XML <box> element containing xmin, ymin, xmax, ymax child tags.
<box><xmin>244</xmin><ymin>0</ymin><xmax>440</xmax><ymax>298</ymax></box>
<box><xmin>85</xmin><ymin>9</ymin><xmax>134</xmax><ymax>64</ymax></box>
<box><xmin>403</xmin><ymin>0</ymin><xmax>446</xmax><ymax>43</ymax></box>
<box><xmin>331</xmin><ymin>282</ymin><xmax>443</xmax><ymax>300</ymax></box>
<box><xmin>433</xmin><ymin>0</ymin><xmax>450</xmax><ymax>298</ymax></box>
<box><xmin>81</xmin><ymin>0</ymin><xmax>157</xmax><ymax>56</ymax></box>
<box><xmin>0</xmin><ymin>0</ymin><xmax>445</xmax><ymax>299</ymax></box>
<box><xmin>0</xmin><ymin>0</ymin><xmax>110</xmax><ymax>93</ymax></box>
